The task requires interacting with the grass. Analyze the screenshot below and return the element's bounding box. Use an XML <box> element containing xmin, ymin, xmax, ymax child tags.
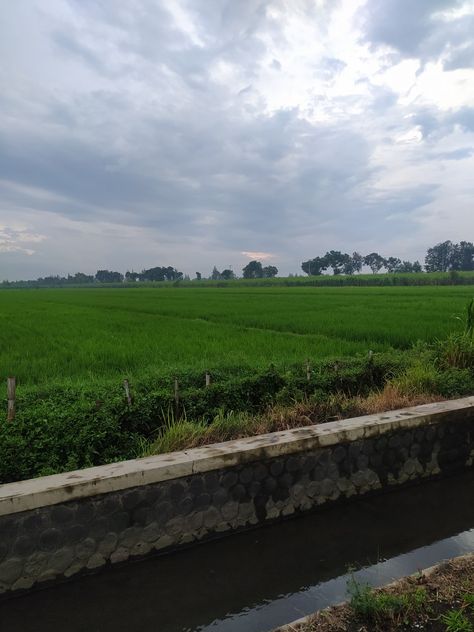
<box><xmin>1</xmin><ymin>285</ymin><xmax>474</xmax><ymax>387</ymax></box>
<box><xmin>289</xmin><ymin>554</ymin><xmax>474</xmax><ymax>632</ymax></box>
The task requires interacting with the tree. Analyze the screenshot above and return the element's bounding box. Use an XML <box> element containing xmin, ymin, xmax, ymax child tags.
<box><xmin>350</xmin><ymin>252</ymin><xmax>364</xmax><ymax>274</ymax></box>
<box><xmin>385</xmin><ymin>257</ymin><xmax>402</xmax><ymax>273</ymax></box>
<box><xmin>451</xmin><ymin>241</ymin><xmax>474</xmax><ymax>271</ymax></box>
<box><xmin>221</xmin><ymin>269</ymin><xmax>235</xmax><ymax>280</ymax></box>
<box><xmin>125</xmin><ymin>270</ymin><xmax>140</xmax><ymax>282</ymax></box>
<box><xmin>301</xmin><ymin>256</ymin><xmax>327</xmax><ymax>276</ymax></box>
<box><xmin>211</xmin><ymin>266</ymin><xmax>221</xmax><ymax>280</ymax></box>
<box><xmin>195</xmin><ymin>272</ymin><xmax>202</xmax><ymax>281</ymax></box>
<box><xmin>95</xmin><ymin>270</ymin><xmax>124</xmax><ymax>283</ymax></box>
<box><xmin>425</xmin><ymin>241</ymin><xmax>454</xmax><ymax>272</ymax></box>
<box><xmin>242</xmin><ymin>260</ymin><xmax>263</xmax><ymax>279</ymax></box>
<box><xmin>412</xmin><ymin>260</ymin><xmax>423</xmax><ymax>273</ymax></box>
<box><xmin>324</xmin><ymin>251</ymin><xmax>351</xmax><ymax>275</ymax></box>
<box><xmin>363</xmin><ymin>253</ymin><xmax>385</xmax><ymax>274</ymax></box>
<box><xmin>67</xmin><ymin>272</ymin><xmax>94</xmax><ymax>284</ymax></box>
<box><xmin>262</xmin><ymin>265</ymin><xmax>278</xmax><ymax>278</ymax></box>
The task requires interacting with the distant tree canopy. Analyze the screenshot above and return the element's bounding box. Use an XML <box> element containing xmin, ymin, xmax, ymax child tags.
<box><xmin>425</xmin><ymin>241</ymin><xmax>474</xmax><ymax>272</ymax></box>
<box><xmin>300</xmin><ymin>243</ymin><xmax>458</xmax><ymax>276</ymax></box>
<box><xmin>139</xmin><ymin>266</ymin><xmax>183</xmax><ymax>282</ymax></box>
<box><xmin>242</xmin><ymin>260</ymin><xmax>278</xmax><ymax>279</ymax></box>
<box><xmin>95</xmin><ymin>270</ymin><xmax>124</xmax><ymax>283</ymax></box>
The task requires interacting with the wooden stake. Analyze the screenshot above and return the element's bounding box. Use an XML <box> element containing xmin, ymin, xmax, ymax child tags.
<box><xmin>174</xmin><ymin>377</ymin><xmax>179</xmax><ymax>416</ymax></box>
<box><xmin>205</xmin><ymin>372</ymin><xmax>211</xmax><ymax>388</ymax></box>
<box><xmin>306</xmin><ymin>360</ymin><xmax>311</xmax><ymax>382</ymax></box>
<box><xmin>7</xmin><ymin>377</ymin><xmax>16</xmax><ymax>421</ymax></box>
<box><xmin>123</xmin><ymin>379</ymin><xmax>132</xmax><ymax>406</ymax></box>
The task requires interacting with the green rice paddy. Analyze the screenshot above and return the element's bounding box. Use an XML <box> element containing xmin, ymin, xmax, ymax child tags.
<box><xmin>1</xmin><ymin>285</ymin><xmax>473</xmax><ymax>386</ymax></box>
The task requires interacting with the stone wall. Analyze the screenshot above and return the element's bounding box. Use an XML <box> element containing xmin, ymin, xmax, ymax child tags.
<box><xmin>1</xmin><ymin>397</ymin><xmax>473</xmax><ymax>596</ymax></box>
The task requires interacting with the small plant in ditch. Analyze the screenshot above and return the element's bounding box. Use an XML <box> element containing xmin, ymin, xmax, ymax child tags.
<box><xmin>442</xmin><ymin>608</ymin><xmax>473</xmax><ymax>632</ymax></box>
<box><xmin>347</xmin><ymin>575</ymin><xmax>428</xmax><ymax>628</ymax></box>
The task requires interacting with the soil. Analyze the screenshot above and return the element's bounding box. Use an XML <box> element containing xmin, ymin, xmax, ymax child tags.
<box><xmin>277</xmin><ymin>554</ymin><xmax>474</xmax><ymax>632</ymax></box>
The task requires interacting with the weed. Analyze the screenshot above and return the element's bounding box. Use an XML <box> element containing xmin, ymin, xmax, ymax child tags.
<box><xmin>347</xmin><ymin>575</ymin><xmax>427</xmax><ymax>624</ymax></box>
<box><xmin>442</xmin><ymin>609</ymin><xmax>473</xmax><ymax>632</ymax></box>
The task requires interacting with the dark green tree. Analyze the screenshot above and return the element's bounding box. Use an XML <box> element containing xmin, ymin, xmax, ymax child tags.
<box><xmin>221</xmin><ymin>269</ymin><xmax>235</xmax><ymax>280</ymax></box>
<box><xmin>242</xmin><ymin>260</ymin><xmax>263</xmax><ymax>278</ymax></box>
<box><xmin>385</xmin><ymin>257</ymin><xmax>402</xmax><ymax>273</ymax></box>
<box><xmin>363</xmin><ymin>253</ymin><xmax>385</xmax><ymax>274</ymax></box>
<box><xmin>301</xmin><ymin>256</ymin><xmax>327</xmax><ymax>276</ymax></box>
<box><xmin>95</xmin><ymin>270</ymin><xmax>124</xmax><ymax>283</ymax></box>
<box><xmin>262</xmin><ymin>265</ymin><xmax>278</xmax><ymax>278</ymax></box>
<box><xmin>425</xmin><ymin>241</ymin><xmax>454</xmax><ymax>272</ymax></box>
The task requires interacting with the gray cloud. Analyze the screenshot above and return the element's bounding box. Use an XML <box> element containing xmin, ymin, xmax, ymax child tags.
<box><xmin>0</xmin><ymin>0</ymin><xmax>473</xmax><ymax>279</ymax></box>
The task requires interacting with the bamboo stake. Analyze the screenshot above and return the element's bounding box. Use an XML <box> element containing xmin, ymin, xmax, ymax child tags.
<box><xmin>174</xmin><ymin>377</ymin><xmax>179</xmax><ymax>416</ymax></box>
<box><xmin>205</xmin><ymin>372</ymin><xmax>211</xmax><ymax>388</ymax></box>
<box><xmin>7</xmin><ymin>377</ymin><xmax>16</xmax><ymax>421</ymax></box>
<box><xmin>306</xmin><ymin>360</ymin><xmax>311</xmax><ymax>382</ymax></box>
<box><xmin>123</xmin><ymin>379</ymin><xmax>132</xmax><ymax>406</ymax></box>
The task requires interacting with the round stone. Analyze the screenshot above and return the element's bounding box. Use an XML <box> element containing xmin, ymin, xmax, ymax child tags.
<box><xmin>222</xmin><ymin>472</ymin><xmax>239</xmax><ymax>489</ymax></box>
<box><xmin>196</xmin><ymin>493</ymin><xmax>211</xmax><ymax>509</ymax></box>
<box><xmin>0</xmin><ymin>559</ymin><xmax>23</xmax><ymax>585</ymax></box>
<box><xmin>178</xmin><ymin>496</ymin><xmax>194</xmax><ymax>515</ymax></box>
<box><xmin>332</xmin><ymin>446</ymin><xmax>346</xmax><ymax>463</ymax></box>
<box><xmin>76</xmin><ymin>538</ymin><xmax>96</xmax><ymax>559</ymax></box>
<box><xmin>278</xmin><ymin>473</ymin><xmax>293</xmax><ymax>489</ymax></box>
<box><xmin>169</xmin><ymin>483</ymin><xmax>185</xmax><ymax>502</ymax></box>
<box><xmin>286</xmin><ymin>456</ymin><xmax>301</xmax><ymax>472</ymax></box>
<box><xmin>76</xmin><ymin>503</ymin><xmax>95</xmax><ymax>524</ymax></box>
<box><xmin>189</xmin><ymin>477</ymin><xmax>204</xmax><ymax>495</ymax></box>
<box><xmin>231</xmin><ymin>484</ymin><xmax>246</xmax><ymax>501</ymax></box>
<box><xmin>51</xmin><ymin>505</ymin><xmax>75</xmax><ymax>525</ymax></box>
<box><xmin>203</xmin><ymin>507</ymin><xmax>220</xmax><ymax>529</ymax></box>
<box><xmin>39</xmin><ymin>528</ymin><xmax>62</xmax><ymax>552</ymax></box>
<box><xmin>270</xmin><ymin>461</ymin><xmax>284</xmax><ymax>477</ymax></box>
<box><xmin>64</xmin><ymin>524</ymin><xmax>87</xmax><ymax>544</ymax></box>
<box><xmin>239</xmin><ymin>467</ymin><xmax>254</xmax><ymax>484</ymax></box>
<box><xmin>13</xmin><ymin>536</ymin><xmax>35</xmax><ymax>557</ymax></box>
<box><xmin>253</xmin><ymin>464</ymin><xmax>268</xmax><ymax>481</ymax></box>
<box><xmin>204</xmin><ymin>472</ymin><xmax>220</xmax><ymax>492</ymax></box>
<box><xmin>98</xmin><ymin>532</ymin><xmax>118</xmax><ymax>555</ymax></box>
<box><xmin>212</xmin><ymin>489</ymin><xmax>229</xmax><ymax>506</ymax></box>
<box><xmin>50</xmin><ymin>547</ymin><xmax>74</xmax><ymax>573</ymax></box>
<box><xmin>221</xmin><ymin>502</ymin><xmax>239</xmax><ymax>521</ymax></box>
<box><xmin>122</xmin><ymin>489</ymin><xmax>144</xmax><ymax>511</ymax></box>
<box><xmin>263</xmin><ymin>477</ymin><xmax>277</xmax><ymax>494</ymax></box>
<box><xmin>155</xmin><ymin>502</ymin><xmax>173</xmax><ymax>525</ymax></box>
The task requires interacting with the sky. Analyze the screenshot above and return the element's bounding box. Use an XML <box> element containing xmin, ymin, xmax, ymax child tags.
<box><xmin>0</xmin><ymin>0</ymin><xmax>473</xmax><ymax>280</ymax></box>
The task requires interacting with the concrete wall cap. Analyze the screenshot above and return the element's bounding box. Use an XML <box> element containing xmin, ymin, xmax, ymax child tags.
<box><xmin>1</xmin><ymin>396</ymin><xmax>473</xmax><ymax>517</ymax></box>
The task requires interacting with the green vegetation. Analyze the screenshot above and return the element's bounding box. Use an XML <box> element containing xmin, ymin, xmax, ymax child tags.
<box><xmin>2</xmin><ymin>285</ymin><xmax>474</xmax><ymax>385</ymax></box>
<box><xmin>295</xmin><ymin>555</ymin><xmax>474</xmax><ymax>632</ymax></box>
<box><xmin>347</xmin><ymin>576</ymin><xmax>427</xmax><ymax>624</ymax></box>
<box><xmin>0</xmin><ymin>285</ymin><xmax>473</xmax><ymax>484</ymax></box>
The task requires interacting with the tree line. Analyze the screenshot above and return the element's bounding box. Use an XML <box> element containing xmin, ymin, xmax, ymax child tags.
<box><xmin>301</xmin><ymin>241</ymin><xmax>474</xmax><ymax>275</ymax></box>
<box><xmin>1</xmin><ymin>240</ymin><xmax>472</xmax><ymax>287</ymax></box>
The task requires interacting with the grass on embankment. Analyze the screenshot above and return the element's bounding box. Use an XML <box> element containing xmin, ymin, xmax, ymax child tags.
<box><xmin>284</xmin><ymin>554</ymin><xmax>474</xmax><ymax>632</ymax></box>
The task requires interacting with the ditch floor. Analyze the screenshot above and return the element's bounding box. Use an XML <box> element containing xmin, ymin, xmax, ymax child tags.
<box><xmin>278</xmin><ymin>554</ymin><xmax>474</xmax><ymax>632</ymax></box>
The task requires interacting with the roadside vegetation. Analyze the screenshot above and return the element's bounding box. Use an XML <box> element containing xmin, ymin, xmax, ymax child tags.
<box><xmin>0</xmin><ymin>290</ymin><xmax>473</xmax><ymax>484</ymax></box>
<box><xmin>286</xmin><ymin>554</ymin><xmax>474</xmax><ymax>632</ymax></box>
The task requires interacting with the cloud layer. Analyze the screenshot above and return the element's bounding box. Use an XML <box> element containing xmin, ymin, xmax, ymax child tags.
<box><xmin>1</xmin><ymin>0</ymin><xmax>473</xmax><ymax>279</ymax></box>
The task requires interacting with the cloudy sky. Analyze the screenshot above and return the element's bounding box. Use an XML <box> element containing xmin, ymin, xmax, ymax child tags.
<box><xmin>1</xmin><ymin>0</ymin><xmax>473</xmax><ymax>279</ymax></box>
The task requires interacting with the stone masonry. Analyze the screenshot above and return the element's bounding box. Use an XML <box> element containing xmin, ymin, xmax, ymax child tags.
<box><xmin>0</xmin><ymin>398</ymin><xmax>473</xmax><ymax>596</ymax></box>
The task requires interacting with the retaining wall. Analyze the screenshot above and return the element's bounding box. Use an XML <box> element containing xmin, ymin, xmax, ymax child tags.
<box><xmin>1</xmin><ymin>397</ymin><xmax>473</xmax><ymax>596</ymax></box>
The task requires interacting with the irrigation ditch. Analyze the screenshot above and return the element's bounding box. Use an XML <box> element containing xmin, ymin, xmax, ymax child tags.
<box><xmin>0</xmin><ymin>396</ymin><xmax>473</xmax><ymax>613</ymax></box>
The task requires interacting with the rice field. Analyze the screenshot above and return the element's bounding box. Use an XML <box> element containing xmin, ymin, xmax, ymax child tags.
<box><xmin>1</xmin><ymin>285</ymin><xmax>473</xmax><ymax>386</ymax></box>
